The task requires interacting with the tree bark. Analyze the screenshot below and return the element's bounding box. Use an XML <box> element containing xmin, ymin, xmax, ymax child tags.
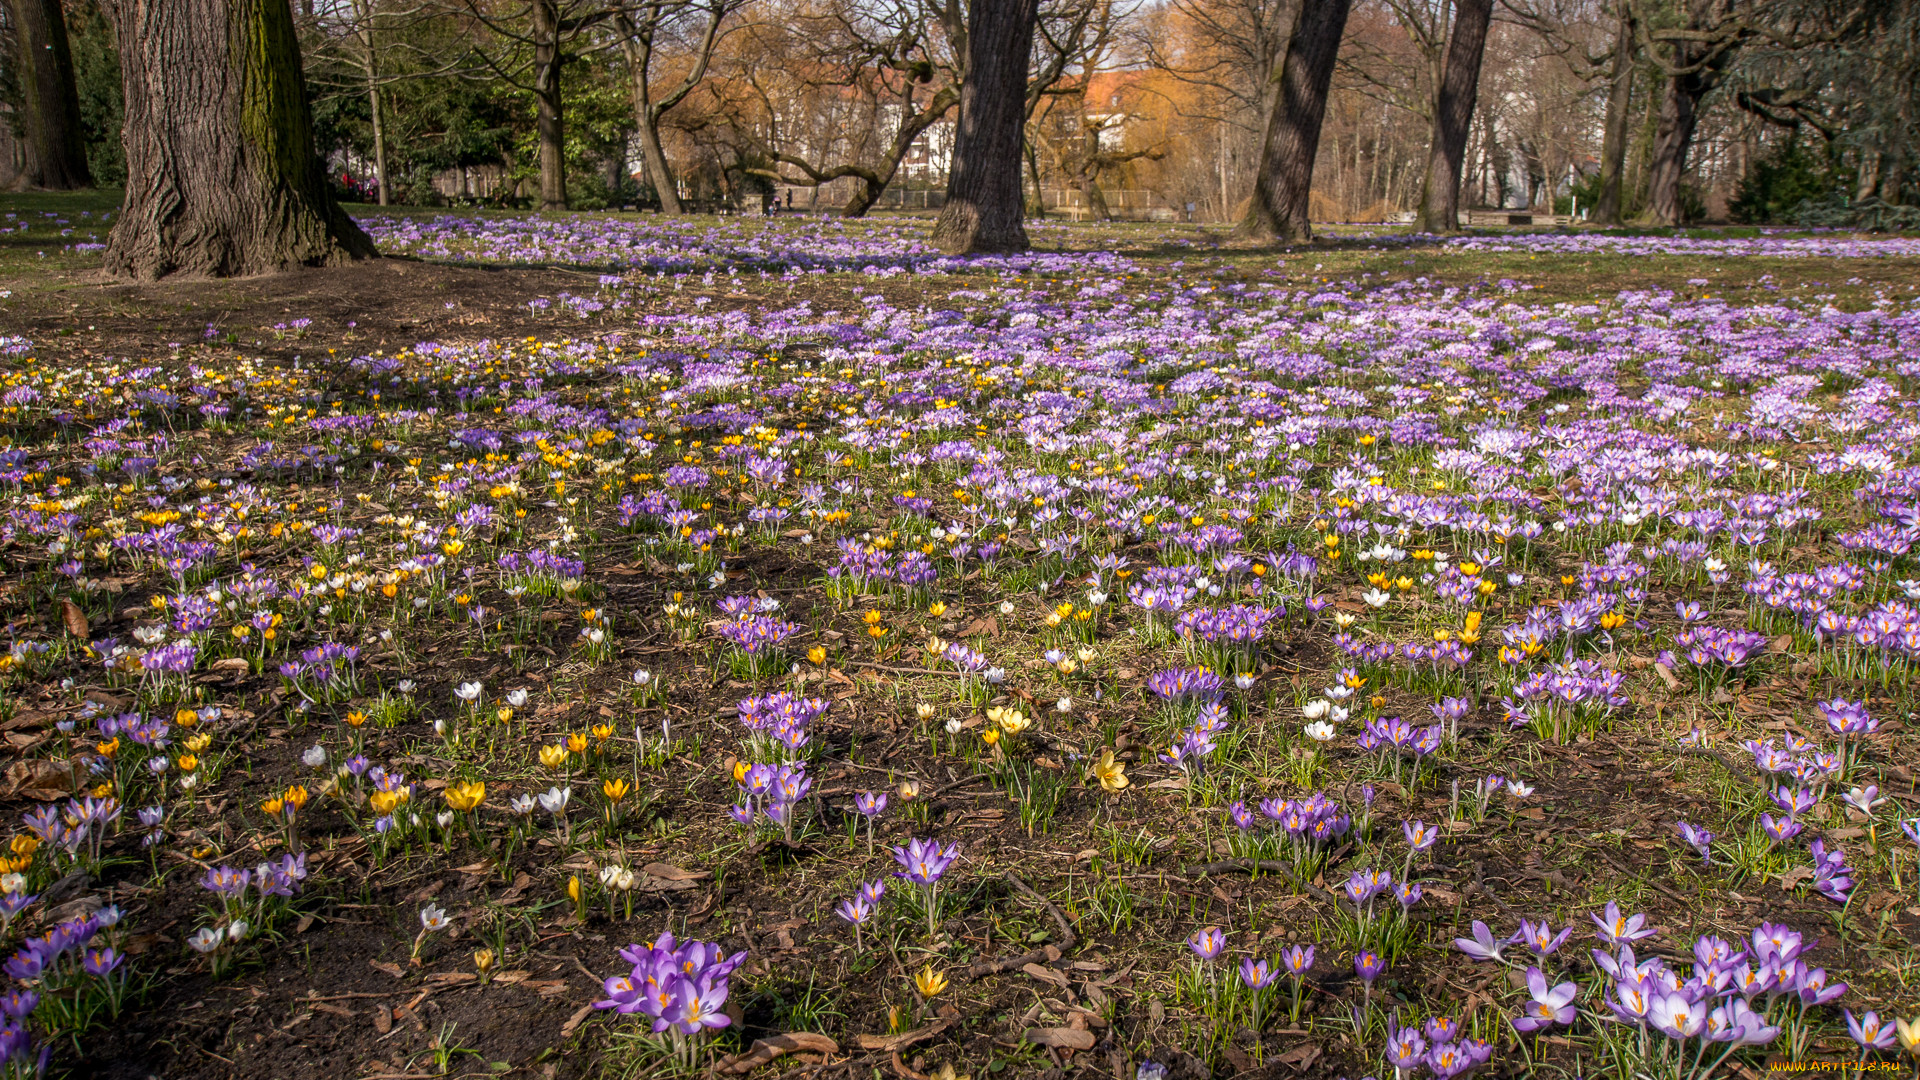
<box><xmin>633</xmin><ymin>118</ymin><xmax>680</xmax><ymax>213</ymax></box>
<box><xmin>1414</xmin><ymin>0</ymin><xmax>1492</xmax><ymax>234</ymax></box>
<box><xmin>1592</xmin><ymin>0</ymin><xmax>1636</xmax><ymax>224</ymax></box>
<box><xmin>101</xmin><ymin>0</ymin><xmax>376</xmax><ymax>279</ymax></box>
<box><xmin>368</xmin><ymin>82</ymin><xmax>389</xmax><ymax>204</ymax></box>
<box><xmin>1855</xmin><ymin>151</ymin><xmax>1882</xmax><ymax>203</ymax></box>
<box><xmin>6</xmin><ymin>0</ymin><xmax>93</xmax><ymax>189</ymax></box>
<box><xmin>1234</xmin><ymin>0</ymin><xmax>1351</xmax><ymax>242</ymax></box>
<box><xmin>1644</xmin><ymin>61</ymin><xmax>1708</xmax><ymax>226</ymax></box>
<box><xmin>349</xmin><ymin>0</ymin><xmax>388</xmax><ymax>205</ymax></box>
<box><xmin>930</xmin><ymin>0</ymin><xmax>1040</xmax><ymax>254</ymax></box>
<box><xmin>616</xmin><ymin>8</ymin><xmax>680</xmax><ymax>213</ymax></box>
<box><xmin>533</xmin><ymin>0</ymin><xmax>567</xmax><ymax>211</ymax></box>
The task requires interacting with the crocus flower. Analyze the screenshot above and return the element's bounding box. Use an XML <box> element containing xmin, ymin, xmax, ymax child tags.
<box><xmin>1673</xmin><ymin>821</ymin><xmax>1714</xmax><ymax>864</ymax></box>
<box><xmin>1402</xmin><ymin>819</ymin><xmax>1438</xmax><ymax>852</ymax></box>
<box><xmin>1239</xmin><ymin>956</ymin><xmax>1277</xmax><ymax>989</ymax></box>
<box><xmin>1592</xmin><ymin>901</ymin><xmax>1656</xmax><ymax>945</ymax></box>
<box><xmin>1515</xmin><ymin>919</ymin><xmax>1572</xmax><ymax>957</ymax></box>
<box><xmin>1510</xmin><ymin>966</ymin><xmax>1577</xmax><ymax>1032</ymax></box>
<box><xmin>891</xmin><ymin>838</ymin><xmax>958</xmax><ymax>887</ymax></box>
<box><xmin>1848</xmin><ymin>1009</ymin><xmax>1897</xmax><ymax>1050</ymax></box>
<box><xmin>1353</xmin><ymin>951</ymin><xmax>1385</xmax><ymax>985</ymax></box>
<box><xmin>1706</xmin><ymin>998</ymin><xmax>1778</xmax><ymax>1045</ymax></box>
<box><xmin>1187</xmin><ymin>927</ymin><xmax>1225</xmax><ymax>961</ymax></box>
<box><xmin>1385</xmin><ymin>1024</ymin><xmax>1428</xmax><ymax>1070</ymax></box>
<box><xmin>1650</xmin><ymin>992</ymin><xmax>1707</xmax><ymax>1039</ymax></box>
<box><xmin>1454</xmin><ymin>920</ymin><xmax>1507</xmax><ymax>962</ymax></box>
<box><xmin>1281</xmin><ymin>944</ymin><xmax>1314</xmax><ymax>976</ymax></box>
<box><xmin>663</xmin><ymin>975</ymin><xmax>733</xmax><ymax>1034</ymax></box>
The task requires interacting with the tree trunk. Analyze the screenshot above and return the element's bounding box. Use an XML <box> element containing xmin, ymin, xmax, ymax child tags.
<box><xmin>1234</xmin><ymin>0</ymin><xmax>1352</xmax><ymax>242</ymax></box>
<box><xmin>368</xmin><ymin>83</ymin><xmax>389</xmax><ymax>205</ymax></box>
<box><xmin>844</xmin><ymin>174</ymin><xmax>887</xmax><ymax>216</ymax></box>
<box><xmin>533</xmin><ymin>0</ymin><xmax>567</xmax><ymax>211</ymax></box>
<box><xmin>930</xmin><ymin>0</ymin><xmax>1040</xmax><ymax>254</ymax></box>
<box><xmin>1856</xmin><ymin>150</ymin><xmax>1882</xmax><ymax>202</ymax></box>
<box><xmin>1883</xmin><ymin>91</ymin><xmax>1912</xmax><ymax>204</ymax></box>
<box><xmin>1644</xmin><ymin>61</ymin><xmax>1707</xmax><ymax>226</ymax></box>
<box><xmin>1080</xmin><ymin>122</ymin><xmax>1111</xmax><ymax>220</ymax></box>
<box><xmin>7</xmin><ymin>0</ymin><xmax>93</xmax><ymax>189</ymax></box>
<box><xmin>1592</xmin><ymin>0</ymin><xmax>1636</xmax><ymax>224</ymax></box>
<box><xmin>351</xmin><ymin>0</ymin><xmax>388</xmax><ymax>205</ymax></box>
<box><xmin>1025</xmin><ymin>137</ymin><xmax>1045</xmax><ymax>218</ymax></box>
<box><xmin>633</xmin><ymin>119</ymin><xmax>680</xmax><ymax>213</ymax></box>
<box><xmin>1415</xmin><ymin>0</ymin><xmax>1492</xmax><ymax>233</ymax></box>
<box><xmin>617</xmin><ymin>14</ymin><xmax>684</xmax><ymax>215</ymax></box>
<box><xmin>102</xmin><ymin>0</ymin><xmax>376</xmax><ymax>279</ymax></box>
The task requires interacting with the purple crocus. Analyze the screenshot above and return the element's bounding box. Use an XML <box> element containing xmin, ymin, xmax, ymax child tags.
<box><xmin>1453</xmin><ymin>920</ymin><xmax>1507</xmax><ymax>963</ymax></box>
<box><xmin>1845</xmin><ymin>1009</ymin><xmax>1897</xmax><ymax>1050</ymax></box>
<box><xmin>1187</xmin><ymin>927</ymin><xmax>1225</xmax><ymax>962</ymax></box>
<box><xmin>1673</xmin><ymin>821</ymin><xmax>1714</xmax><ymax>864</ymax></box>
<box><xmin>1353</xmin><ymin>950</ymin><xmax>1385</xmax><ymax>986</ymax></box>
<box><xmin>891</xmin><ymin>837</ymin><xmax>958</xmax><ymax>887</ymax></box>
<box><xmin>1592</xmin><ymin>901</ymin><xmax>1656</xmax><ymax>945</ymax></box>
<box><xmin>1238</xmin><ymin>956</ymin><xmax>1277</xmax><ymax>989</ymax></box>
<box><xmin>1514</xmin><ymin>919</ymin><xmax>1572</xmax><ymax>957</ymax></box>
<box><xmin>1510</xmin><ymin>966</ymin><xmax>1577</xmax><ymax>1032</ymax></box>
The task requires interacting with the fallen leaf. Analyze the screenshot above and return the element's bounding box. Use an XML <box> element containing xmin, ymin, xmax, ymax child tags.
<box><xmin>59</xmin><ymin>599</ymin><xmax>88</xmax><ymax>638</ymax></box>
<box><xmin>372</xmin><ymin>1007</ymin><xmax>392</xmax><ymax>1035</ymax></box>
<box><xmin>369</xmin><ymin>959</ymin><xmax>405</xmax><ymax>978</ymax></box>
<box><xmin>856</xmin><ymin>1019</ymin><xmax>952</xmax><ymax>1052</ymax></box>
<box><xmin>1022</xmin><ymin>962</ymin><xmax>1068</xmax><ymax>987</ymax></box>
<box><xmin>642</xmin><ymin>862</ymin><xmax>709</xmax><ymax>882</ymax></box>
<box><xmin>714</xmin><ymin>1033</ymin><xmax>840</xmax><ymax>1074</ymax></box>
<box><xmin>560</xmin><ymin>1002</ymin><xmax>597</xmax><ymax>1037</ymax></box>
<box><xmin>1275</xmin><ymin>1042</ymin><xmax>1322</xmax><ymax>1071</ymax></box>
<box><xmin>1024</xmin><ymin>1027</ymin><xmax>1095</xmax><ymax>1050</ymax></box>
<box><xmin>0</xmin><ymin>759</ymin><xmax>78</xmax><ymax>801</ymax></box>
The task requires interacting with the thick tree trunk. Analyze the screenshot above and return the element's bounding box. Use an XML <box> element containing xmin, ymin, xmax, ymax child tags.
<box><xmin>1592</xmin><ymin>0</ymin><xmax>1636</xmax><ymax>224</ymax></box>
<box><xmin>930</xmin><ymin>0</ymin><xmax>1040</xmax><ymax>254</ymax></box>
<box><xmin>1234</xmin><ymin>0</ymin><xmax>1351</xmax><ymax>242</ymax></box>
<box><xmin>1415</xmin><ymin>0</ymin><xmax>1492</xmax><ymax>234</ymax></box>
<box><xmin>102</xmin><ymin>0</ymin><xmax>376</xmax><ymax>279</ymax></box>
<box><xmin>1645</xmin><ymin>61</ymin><xmax>1707</xmax><ymax>226</ymax></box>
<box><xmin>7</xmin><ymin>0</ymin><xmax>93</xmax><ymax>189</ymax></box>
<box><xmin>533</xmin><ymin>0</ymin><xmax>567</xmax><ymax>211</ymax></box>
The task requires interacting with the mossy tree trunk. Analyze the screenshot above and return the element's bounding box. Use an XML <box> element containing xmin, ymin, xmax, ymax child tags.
<box><xmin>102</xmin><ymin>0</ymin><xmax>377</xmax><ymax>279</ymax></box>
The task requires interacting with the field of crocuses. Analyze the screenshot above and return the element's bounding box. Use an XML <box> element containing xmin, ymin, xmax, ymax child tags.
<box><xmin>3</xmin><ymin>203</ymin><xmax>1920</xmax><ymax>1080</ymax></box>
